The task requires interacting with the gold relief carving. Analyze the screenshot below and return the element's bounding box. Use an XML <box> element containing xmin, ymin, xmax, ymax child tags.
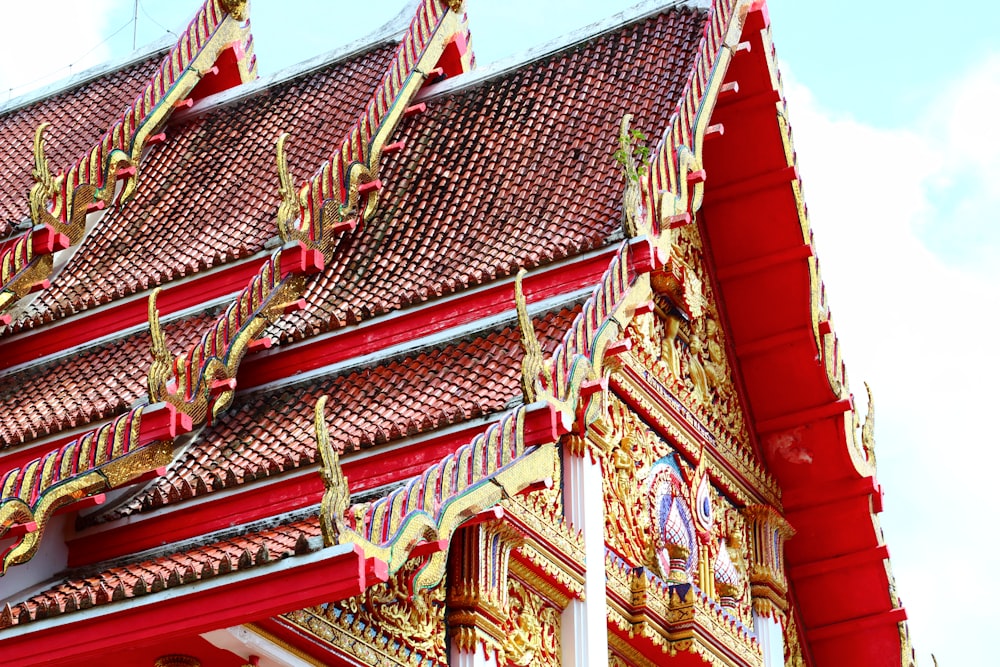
<box><xmin>501</xmin><ymin>578</ymin><xmax>561</xmax><ymax>667</ymax></box>
<box><xmin>613</xmin><ymin>357</ymin><xmax>779</xmax><ymax>506</ymax></box>
<box><xmin>599</xmin><ymin>398</ymin><xmax>665</xmax><ymax>570</ymax></box>
<box><xmin>315</xmin><ymin>396</ymin><xmax>350</xmax><ymax>547</ymax></box>
<box><xmin>742</xmin><ymin>504</ymin><xmax>795</xmax><ymax>617</ymax></box>
<box><xmin>153</xmin><ymin>656</ymin><xmax>201</xmax><ymax>667</ymax></box>
<box><xmin>447</xmin><ymin>520</ymin><xmax>523</xmax><ymax>653</ymax></box>
<box><xmin>508</xmin><ymin>547</ymin><xmax>579</xmax><ymax>611</ymax></box>
<box><xmin>605</xmin><ymin>551</ymin><xmax>763</xmax><ymax>667</ymax></box>
<box><xmin>284</xmin><ymin>560</ymin><xmax>447</xmax><ymax>666</ymax></box>
<box><xmin>783</xmin><ymin>611</ymin><xmax>806</xmax><ymax>667</ymax></box>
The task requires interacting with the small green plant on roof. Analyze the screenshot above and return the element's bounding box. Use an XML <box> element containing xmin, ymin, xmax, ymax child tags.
<box><xmin>614</xmin><ymin>115</ymin><xmax>651</xmax><ymax>181</ymax></box>
<box><xmin>615</xmin><ymin>113</ymin><xmax>650</xmax><ymax>238</ymax></box>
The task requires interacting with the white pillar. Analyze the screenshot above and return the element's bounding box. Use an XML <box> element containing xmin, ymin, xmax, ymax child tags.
<box><xmin>449</xmin><ymin>642</ymin><xmax>499</xmax><ymax>667</ymax></box>
<box><xmin>752</xmin><ymin>612</ymin><xmax>785</xmax><ymax>667</ymax></box>
<box><xmin>560</xmin><ymin>450</ymin><xmax>609</xmax><ymax>667</ymax></box>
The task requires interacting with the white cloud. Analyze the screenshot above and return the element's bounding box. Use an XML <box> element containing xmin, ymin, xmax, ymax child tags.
<box><xmin>782</xmin><ymin>57</ymin><xmax>1000</xmax><ymax>665</ymax></box>
<box><xmin>0</xmin><ymin>0</ymin><xmax>122</xmax><ymax>102</ymax></box>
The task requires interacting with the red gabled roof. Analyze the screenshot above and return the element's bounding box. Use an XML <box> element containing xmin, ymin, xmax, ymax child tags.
<box><xmin>94</xmin><ymin>306</ymin><xmax>577</xmax><ymax>527</ymax></box>
<box><xmin>0</xmin><ymin>55</ymin><xmax>164</xmax><ymax>239</ymax></box>
<box><xmin>10</xmin><ymin>43</ymin><xmax>397</xmax><ymax>331</ymax></box>
<box><xmin>0</xmin><ymin>310</ymin><xmax>216</xmax><ymax>451</ymax></box>
<box><xmin>271</xmin><ymin>7</ymin><xmax>706</xmax><ymax>342</ymax></box>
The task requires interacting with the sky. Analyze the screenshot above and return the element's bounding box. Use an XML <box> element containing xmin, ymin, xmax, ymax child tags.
<box><xmin>1</xmin><ymin>0</ymin><xmax>996</xmax><ymax>664</ymax></box>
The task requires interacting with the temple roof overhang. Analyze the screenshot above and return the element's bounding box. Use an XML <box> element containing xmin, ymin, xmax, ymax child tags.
<box><xmin>698</xmin><ymin>4</ymin><xmax>908</xmax><ymax>664</ymax></box>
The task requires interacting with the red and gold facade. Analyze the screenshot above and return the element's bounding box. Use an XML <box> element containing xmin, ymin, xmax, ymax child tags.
<box><xmin>0</xmin><ymin>1</ymin><xmax>913</xmax><ymax>666</ymax></box>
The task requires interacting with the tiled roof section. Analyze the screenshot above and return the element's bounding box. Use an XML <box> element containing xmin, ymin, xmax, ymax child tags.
<box><xmin>0</xmin><ymin>55</ymin><xmax>164</xmax><ymax>239</ymax></box>
<box><xmin>269</xmin><ymin>7</ymin><xmax>706</xmax><ymax>342</ymax></box>
<box><xmin>0</xmin><ymin>309</ymin><xmax>218</xmax><ymax>449</ymax></box>
<box><xmin>0</xmin><ymin>515</ymin><xmax>320</xmax><ymax>629</ymax></box>
<box><xmin>107</xmin><ymin>306</ymin><xmax>578</xmax><ymax>518</ymax></box>
<box><xmin>11</xmin><ymin>44</ymin><xmax>398</xmax><ymax>331</ymax></box>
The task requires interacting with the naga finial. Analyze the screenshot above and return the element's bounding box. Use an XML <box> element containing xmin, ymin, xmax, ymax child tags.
<box><xmin>274</xmin><ymin>132</ymin><xmax>300</xmax><ymax>243</ymax></box>
<box><xmin>315</xmin><ymin>395</ymin><xmax>350</xmax><ymax>546</ymax></box>
<box><xmin>861</xmin><ymin>382</ymin><xmax>877</xmax><ymax>469</ymax></box>
<box><xmin>219</xmin><ymin>0</ymin><xmax>248</xmax><ymax>21</ymax></box>
<box><xmin>147</xmin><ymin>288</ymin><xmax>173</xmax><ymax>402</ymax></box>
<box><xmin>29</xmin><ymin>122</ymin><xmax>60</xmax><ymax>226</ymax></box>
<box><xmin>515</xmin><ymin>269</ymin><xmax>551</xmax><ymax>403</ymax></box>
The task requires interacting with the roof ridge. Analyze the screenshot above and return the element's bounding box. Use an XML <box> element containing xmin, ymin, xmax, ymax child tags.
<box><xmin>0</xmin><ymin>34</ymin><xmax>175</xmax><ymax>118</ymax></box>
<box><xmin>418</xmin><ymin>0</ymin><xmax>710</xmax><ymax>102</ymax></box>
<box><xmin>171</xmin><ymin>1</ymin><xmax>419</xmax><ymax>123</ymax></box>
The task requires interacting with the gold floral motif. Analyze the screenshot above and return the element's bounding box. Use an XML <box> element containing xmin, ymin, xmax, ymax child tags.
<box><xmin>285</xmin><ymin>560</ymin><xmax>447</xmax><ymax>665</ymax></box>
<box><xmin>502</xmin><ymin>579</ymin><xmax>561</xmax><ymax>667</ymax></box>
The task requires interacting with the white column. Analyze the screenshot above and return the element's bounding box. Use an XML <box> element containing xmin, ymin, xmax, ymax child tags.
<box><xmin>449</xmin><ymin>642</ymin><xmax>499</xmax><ymax>667</ymax></box>
<box><xmin>752</xmin><ymin>612</ymin><xmax>785</xmax><ymax>667</ymax></box>
<box><xmin>560</xmin><ymin>450</ymin><xmax>609</xmax><ymax>667</ymax></box>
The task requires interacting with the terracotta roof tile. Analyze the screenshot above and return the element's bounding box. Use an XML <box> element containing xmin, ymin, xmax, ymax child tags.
<box><xmin>0</xmin><ymin>55</ymin><xmax>163</xmax><ymax>238</ymax></box>
<box><xmin>1</xmin><ymin>516</ymin><xmax>320</xmax><ymax>629</ymax></box>
<box><xmin>268</xmin><ymin>7</ymin><xmax>705</xmax><ymax>342</ymax></box>
<box><xmin>11</xmin><ymin>44</ymin><xmax>397</xmax><ymax>331</ymax></box>
<box><xmin>106</xmin><ymin>306</ymin><xmax>578</xmax><ymax>518</ymax></box>
<box><xmin>11</xmin><ymin>9</ymin><xmax>703</xmax><ymax>337</ymax></box>
<box><xmin>0</xmin><ymin>310</ymin><xmax>217</xmax><ymax>449</ymax></box>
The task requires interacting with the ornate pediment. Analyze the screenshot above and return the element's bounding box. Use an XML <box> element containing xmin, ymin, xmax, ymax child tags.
<box><xmin>633</xmin><ymin>223</ymin><xmax>751</xmax><ymax>452</ymax></box>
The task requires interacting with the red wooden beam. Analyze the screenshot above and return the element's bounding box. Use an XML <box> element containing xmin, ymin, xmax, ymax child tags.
<box><xmin>2</xmin><ymin>543</ymin><xmax>388</xmax><ymax>667</ymax></box>
<box><xmin>756</xmin><ymin>398</ymin><xmax>852</xmax><ymax>435</ymax></box>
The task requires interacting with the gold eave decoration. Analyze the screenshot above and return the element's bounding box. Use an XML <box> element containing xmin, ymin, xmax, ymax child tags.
<box><xmin>315</xmin><ymin>399</ymin><xmax>565</xmax><ymax>592</ymax></box>
<box><xmin>606</xmin><ymin>552</ymin><xmax>763</xmax><ymax>667</ymax></box>
<box><xmin>0</xmin><ymin>0</ymin><xmax>257</xmax><ymax>321</ymax></box>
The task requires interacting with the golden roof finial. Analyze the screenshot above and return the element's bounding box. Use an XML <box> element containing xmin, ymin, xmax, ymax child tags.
<box><xmin>515</xmin><ymin>269</ymin><xmax>551</xmax><ymax>403</ymax></box>
<box><xmin>147</xmin><ymin>288</ymin><xmax>173</xmax><ymax>402</ymax></box>
<box><xmin>274</xmin><ymin>132</ymin><xmax>300</xmax><ymax>242</ymax></box>
<box><xmin>862</xmin><ymin>382</ymin><xmax>878</xmax><ymax>469</ymax></box>
<box><xmin>315</xmin><ymin>395</ymin><xmax>350</xmax><ymax>546</ymax></box>
<box><xmin>29</xmin><ymin>122</ymin><xmax>60</xmax><ymax>226</ymax></box>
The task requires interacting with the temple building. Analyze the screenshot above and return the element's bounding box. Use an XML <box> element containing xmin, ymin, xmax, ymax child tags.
<box><xmin>0</xmin><ymin>0</ymin><xmax>915</xmax><ymax>665</ymax></box>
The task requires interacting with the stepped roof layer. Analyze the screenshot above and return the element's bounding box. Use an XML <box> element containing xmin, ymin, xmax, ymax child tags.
<box><xmin>9</xmin><ymin>43</ymin><xmax>398</xmax><ymax>331</ymax></box>
<box><xmin>0</xmin><ymin>1</ymin><xmax>914</xmax><ymax>665</ymax></box>
<box><xmin>106</xmin><ymin>306</ymin><xmax>578</xmax><ymax>519</ymax></box>
<box><xmin>0</xmin><ymin>54</ymin><xmax>164</xmax><ymax>239</ymax></box>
